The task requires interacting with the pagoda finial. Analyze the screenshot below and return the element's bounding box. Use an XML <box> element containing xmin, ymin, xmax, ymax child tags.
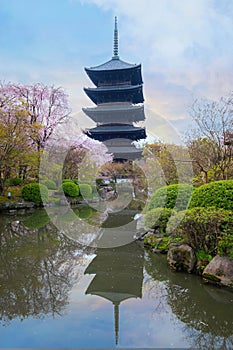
<box><xmin>114</xmin><ymin>302</ymin><xmax>119</xmax><ymax>345</ymax></box>
<box><xmin>113</xmin><ymin>16</ymin><xmax>119</xmax><ymax>60</ymax></box>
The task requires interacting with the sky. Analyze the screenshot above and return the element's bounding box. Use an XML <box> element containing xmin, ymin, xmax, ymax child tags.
<box><xmin>1</xmin><ymin>0</ymin><xmax>233</xmax><ymax>142</ymax></box>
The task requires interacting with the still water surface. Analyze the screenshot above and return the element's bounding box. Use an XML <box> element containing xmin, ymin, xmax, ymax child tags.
<box><xmin>0</xmin><ymin>208</ymin><xmax>233</xmax><ymax>348</ymax></box>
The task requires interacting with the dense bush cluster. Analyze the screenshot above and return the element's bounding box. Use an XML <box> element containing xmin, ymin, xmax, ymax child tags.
<box><xmin>167</xmin><ymin>207</ymin><xmax>233</xmax><ymax>257</ymax></box>
<box><xmin>22</xmin><ymin>183</ymin><xmax>48</xmax><ymax>205</ymax></box>
<box><xmin>145</xmin><ymin>180</ymin><xmax>233</xmax><ymax>260</ymax></box>
<box><xmin>189</xmin><ymin>180</ymin><xmax>233</xmax><ymax>210</ymax></box>
<box><xmin>148</xmin><ymin>184</ymin><xmax>193</xmax><ymax>212</ymax></box>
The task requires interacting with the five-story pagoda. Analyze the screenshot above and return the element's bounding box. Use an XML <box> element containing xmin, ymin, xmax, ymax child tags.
<box><xmin>83</xmin><ymin>17</ymin><xmax>146</xmax><ymax>161</ymax></box>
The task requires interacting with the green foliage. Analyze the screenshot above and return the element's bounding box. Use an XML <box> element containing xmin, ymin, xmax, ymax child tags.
<box><xmin>79</xmin><ymin>184</ymin><xmax>92</xmax><ymax>198</ymax></box>
<box><xmin>167</xmin><ymin>207</ymin><xmax>233</xmax><ymax>255</ymax></box>
<box><xmin>61</xmin><ymin>181</ymin><xmax>79</xmax><ymax>197</ymax></box>
<box><xmin>196</xmin><ymin>250</ymin><xmax>213</xmax><ymax>271</ymax></box>
<box><xmin>22</xmin><ymin>183</ymin><xmax>48</xmax><ymax>205</ymax></box>
<box><xmin>217</xmin><ymin>233</ymin><xmax>233</xmax><ymax>259</ymax></box>
<box><xmin>148</xmin><ymin>184</ymin><xmax>193</xmax><ymax>211</ymax></box>
<box><xmin>143</xmin><ymin>208</ymin><xmax>175</xmax><ymax>234</ymax></box>
<box><xmin>7</xmin><ymin>178</ymin><xmax>23</xmax><ymax>186</ymax></box>
<box><xmin>72</xmin><ymin>179</ymin><xmax>79</xmax><ymax>185</ymax></box>
<box><xmin>196</xmin><ymin>250</ymin><xmax>213</xmax><ymax>263</ymax></box>
<box><xmin>144</xmin><ymin>233</ymin><xmax>180</xmax><ymax>252</ymax></box>
<box><xmin>42</xmin><ymin>179</ymin><xmax>57</xmax><ymax>190</ymax></box>
<box><xmin>189</xmin><ymin>180</ymin><xmax>233</xmax><ymax>210</ymax></box>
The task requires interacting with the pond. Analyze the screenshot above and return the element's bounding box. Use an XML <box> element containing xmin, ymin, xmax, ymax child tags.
<box><xmin>0</xmin><ymin>208</ymin><xmax>233</xmax><ymax>348</ymax></box>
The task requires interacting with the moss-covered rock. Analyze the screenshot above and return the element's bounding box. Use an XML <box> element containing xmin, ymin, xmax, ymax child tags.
<box><xmin>167</xmin><ymin>244</ymin><xmax>196</xmax><ymax>273</ymax></box>
<box><xmin>203</xmin><ymin>255</ymin><xmax>233</xmax><ymax>288</ymax></box>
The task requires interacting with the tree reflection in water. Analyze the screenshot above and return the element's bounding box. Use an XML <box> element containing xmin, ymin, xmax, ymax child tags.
<box><xmin>0</xmin><ymin>210</ymin><xmax>89</xmax><ymax>325</ymax></box>
<box><xmin>145</xmin><ymin>250</ymin><xmax>233</xmax><ymax>349</ymax></box>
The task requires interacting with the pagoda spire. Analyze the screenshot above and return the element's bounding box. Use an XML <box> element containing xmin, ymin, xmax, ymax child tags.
<box><xmin>114</xmin><ymin>302</ymin><xmax>119</xmax><ymax>345</ymax></box>
<box><xmin>113</xmin><ymin>16</ymin><xmax>119</xmax><ymax>59</ymax></box>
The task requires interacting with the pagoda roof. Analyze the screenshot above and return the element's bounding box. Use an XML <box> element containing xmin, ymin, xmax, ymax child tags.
<box><xmin>84</xmin><ymin>124</ymin><xmax>146</xmax><ymax>141</ymax></box>
<box><xmin>84</xmin><ymin>84</ymin><xmax>144</xmax><ymax>105</ymax></box>
<box><xmin>85</xmin><ymin>58</ymin><xmax>140</xmax><ymax>72</ymax></box>
<box><xmin>85</xmin><ymin>124</ymin><xmax>145</xmax><ymax>133</ymax></box>
<box><xmin>85</xmin><ymin>84</ymin><xmax>142</xmax><ymax>92</ymax></box>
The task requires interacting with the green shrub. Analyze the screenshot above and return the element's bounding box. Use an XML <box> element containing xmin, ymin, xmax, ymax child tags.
<box><xmin>217</xmin><ymin>233</ymin><xmax>233</xmax><ymax>259</ymax></box>
<box><xmin>143</xmin><ymin>208</ymin><xmax>175</xmax><ymax>234</ymax></box>
<box><xmin>148</xmin><ymin>184</ymin><xmax>193</xmax><ymax>212</ymax></box>
<box><xmin>42</xmin><ymin>179</ymin><xmax>57</xmax><ymax>190</ymax></box>
<box><xmin>72</xmin><ymin>179</ymin><xmax>79</xmax><ymax>185</ymax></box>
<box><xmin>7</xmin><ymin>177</ymin><xmax>23</xmax><ymax>186</ymax></box>
<box><xmin>167</xmin><ymin>207</ymin><xmax>233</xmax><ymax>255</ymax></box>
<box><xmin>61</xmin><ymin>181</ymin><xmax>79</xmax><ymax>197</ymax></box>
<box><xmin>79</xmin><ymin>184</ymin><xmax>92</xmax><ymax>198</ymax></box>
<box><xmin>22</xmin><ymin>183</ymin><xmax>48</xmax><ymax>205</ymax></box>
<box><xmin>189</xmin><ymin>180</ymin><xmax>233</xmax><ymax>210</ymax></box>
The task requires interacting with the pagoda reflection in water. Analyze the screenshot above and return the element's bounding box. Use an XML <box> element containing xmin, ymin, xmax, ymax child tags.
<box><xmin>85</xmin><ymin>239</ymin><xmax>144</xmax><ymax>345</ymax></box>
<box><xmin>83</xmin><ymin>16</ymin><xmax>146</xmax><ymax>161</ymax></box>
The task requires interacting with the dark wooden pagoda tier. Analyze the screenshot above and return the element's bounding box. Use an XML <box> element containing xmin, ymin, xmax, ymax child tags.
<box><xmin>84</xmin><ymin>124</ymin><xmax>146</xmax><ymax>142</ymax></box>
<box><xmin>82</xmin><ymin>103</ymin><xmax>145</xmax><ymax>124</ymax></box>
<box><xmin>85</xmin><ymin>59</ymin><xmax>143</xmax><ymax>87</ymax></box>
<box><xmin>84</xmin><ymin>84</ymin><xmax>144</xmax><ymax>105</ymax></box>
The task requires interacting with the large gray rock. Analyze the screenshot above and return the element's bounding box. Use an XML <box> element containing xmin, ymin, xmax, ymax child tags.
<box><xmin>167</xmin><ymin>244</ymin><xmax>196</xmax><ymax>273</ymax></box>
<box><xmin>203</xmin><ymin>255</ymin><xmax>233</xmax><ymax>288</ymax></box>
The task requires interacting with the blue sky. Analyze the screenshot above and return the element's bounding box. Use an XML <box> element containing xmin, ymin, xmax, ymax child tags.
<box><xmin>1</xmin><ymin>0</ymin><xmax>233</xmax><ymax>140</ymax></box>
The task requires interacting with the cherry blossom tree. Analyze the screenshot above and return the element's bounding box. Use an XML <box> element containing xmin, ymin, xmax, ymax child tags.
<box><xmin>0</xmin><ymin>82</ymin><xmax>70</xmax><ymax>151</ymax></box>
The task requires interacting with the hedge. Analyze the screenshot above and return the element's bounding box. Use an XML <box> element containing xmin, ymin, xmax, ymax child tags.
<box><xmin>22</xmin><ymin>183</ymin><xmax>48</xmax><ymax>205</ymax></box>
<box><xmin>189</xmin><ymin>180</ymin><xmax>233</xmax><ymax>211</ymax></box>
<box><xmin>148</xmin><ymin>184</ymin><xmax>193</xmax><ymax>212</ymax></box>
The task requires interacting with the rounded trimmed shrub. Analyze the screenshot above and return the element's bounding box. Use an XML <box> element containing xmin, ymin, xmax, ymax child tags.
<box><xmin>79</xmin><ymin>184</ymin><xmax>92</xmax><ymax>198</ymax></box>
<box><xmin>189</xmin><ymin>180</ymin><xmax>233</xmax><ymax>210</ymax></box>
<box><xmin>43</xmin><ymin>179</ymin><xmax>57</xmax><ymax>190</ymax></box>
<box><xmin>167</xmin><ymin>207</ymin><xmax>233</xmax><ymax>255</ymax></box>
<box><xmin>148</xmin><ymin>184</ymin><xmax>193</xmax><ymax>212</ymax></box>
<box><xmin>22</xmin><ymin>183</ymin><xmax>48</xmax><ymax>205</ymax></box>
<box><xmin>143</xmin><ymin>207</ymin><xmax>175</xmax><ymax>234</ymax></box>
<box><xmin>61</xmin><ymin>181</ymin><xmax>79</xmax><ymax>197</ymax></box>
